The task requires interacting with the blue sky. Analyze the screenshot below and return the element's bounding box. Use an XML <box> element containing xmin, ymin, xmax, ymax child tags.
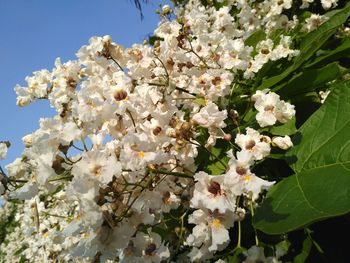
<box><xmin>0</xmin><ymin>0</ymin><xmax>169</xmax><ymax>168</ymax></box>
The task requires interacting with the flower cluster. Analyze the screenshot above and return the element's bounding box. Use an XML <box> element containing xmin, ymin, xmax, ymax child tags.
<box><xmin>1</xmin><ymin>0</ymin><xmax>341</xmax><ymax>261</ymax></box>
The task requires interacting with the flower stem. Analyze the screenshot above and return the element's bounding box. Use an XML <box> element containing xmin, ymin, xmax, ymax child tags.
<box><xmin>250</xmin><ymin>200</ymin><xmax>259</xmax><ymax>246</ymax></box>
<box><xmin>147</xmin><ymin>168</ymin><xmax>193</xmax><ymax>179</ymax></box>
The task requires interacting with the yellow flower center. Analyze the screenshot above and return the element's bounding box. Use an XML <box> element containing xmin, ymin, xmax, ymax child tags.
<box><xmin>91</xmin><ymin>164</ymin><xmax>103</xmax><ymax>177</ymax></box>
<box><xmin>243</xmin><ymin>175</ymin><xmax>251</xmax><ymax>182</ymax></box>
<box><xmin>211</xmin><ymin>218</ymin><xmax>221</xmax><ymax>230</ymax></box>
<box><xmin>138</xmin><ymin>151</ymin><xmax>145</xmax><ymax>158</ymax></box>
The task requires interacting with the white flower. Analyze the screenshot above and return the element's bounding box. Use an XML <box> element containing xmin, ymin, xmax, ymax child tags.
<box><xmin>253</xmin><ymin>89</ymin><xmax>279</xmax><ymax>127</ymax></box>
<box><xmin>187</xmin><ymin>243</ymin><xmax>213</xmax><ymax>262</ymax></box>
<box><xmin>252</xmin><ymin>89</ymin><xmax>295</xmax><ymax>127</ymax></box>
<box><xmin>235</xmin><ymin>128</ymin><xmax>271</xmax><ymax>160</ymax></box>
<box><xmin>300</xmin><ymin>0</ymin><xmax>315</xmax><ymax>8</ymax></box>
<box><xmin>272</xmin><ymin>136</ymin><xmax>293</xmax><ymax>150</ymax></box>
<box><xmin>187</xmin><ymin>208</ymin><xmax>237</xmax><ymax>253</ymax></box>
<box><xmin>192</xmin><ymin>102</ymin><xmax>227</xmax><ymax>129</ymax></box>
<box><xmin>10</xmin><ymin>182</ymin><xmax>39</xmax><ymax>200</ymax></box>
<box><xmin>14</xmin><ymin>85</ymin><xmax>33</xmax><ymax>106</ymax></box>
<box><xmin>227</xmin><ymin>150</ymin><xmax>254</xmax><ymax>178</ymax></box>
<box><xmin>191</xmin><ymin>171</ymin><xmax>235</xmax><ymax>213</ymax></box>
<box><xmin>154</xmin><ymin>21</ymin><xmax>181</xmax><ymax>49</ymax></box>
<box><xmin>14</xmin><ymin>69</ymin><xmax>52</xmax><ymax>107</ymax></box>
<box><xmin>35</xmin><ymin>152</ymin><xmax>57</xmax><ymax>185</ymax></box>
<box><xmin>241</xmin><ymin>174</ymin><xmax>275</xmax><ymax>200</ymax></box>
<box><xmin>22</xmin><ymin>134</ymin><xmax>34</xmax><ymax>148</ymax></box>
<box><xmin>133</xmin><ymin>231</ymin><xmax>170</xmax><ymax>262</ymax></box>
<box><xmin>321</xmin><ymin>0</ymin><xmax>338</xmax><ymax>9</ymax></box>
<box><xmin>120</xmin><ymin>132</ymin><xmax>169</xmax><ymax>171</ymax></box>
<box><xmin>72</xmin><ymin>150</ymin><xmax>122</xmax><ymax>184</ymax></box>
<box><xmin>5</xmin><ymin>157</ymin><xmax>28</xmax><ymax>178</ymax></box>
<box><xmin>0</xmin><ymin>143</ymin><xmax>8</xmax><ymax>160</ymax></box>
<box><xmin>225</xmin><ymin>150</ymin><xmax>274</xmax><ymax>200</ymax></box>
<box><xmin>260</xmin><ymin>0</ymin><xmax>293</xmax><ymax>18</ymax></box>
<box><xmin>221</xmin><ymin>39</ymin><xmax>252</xmax><ymax>70</ymax></box>
<box><xmin>271</xmin><ymin>36</ymin><xmax>300</xmax><ymax>60</ymax></box>
<box><xmin>303</xmin><ymin>14</ymin><xmax>329</xmax><ymax>32</ymax></box>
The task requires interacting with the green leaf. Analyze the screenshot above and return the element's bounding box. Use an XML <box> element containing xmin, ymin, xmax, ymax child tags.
<box><xmin>270</xmin><ymin>29</ymin><xmax>285</xmax><ymax>45</ymax></box>
<box><xmin>148</xmin><ymin>35</ymin><xmax>164</xmax><ymax>46</ymax></box>
<box><xmin>294</xmin><ymin>2</ymin><xmax>350</xmax><ymax>66</ymax></box>
<box><xmin>276</xmin><ymin>239</ymin><xmax>291</xmax><ymax>254</ymax></box>
<box><xmin>305</xmin><ymin>228</ymin><xmax>324</xmax><ymax>254</ymax></box>
<box><xmin>293</xmin><ymin>236</ymin><xmax>312</xmax><ymax>263</ymax></box>
<box><xmin>257</xmin><ymin>2</ymin><xmax>350</xmax><ymax>90</ymax></box>
<box><xmin>254</xmin><ymin>80</ymin><xmax>350</xmax><ymax>234</ymax></box>
<box><xmin>194</xmin><ymin>96</ymin><xmax>207</xmax><ymax>106</ymax></box>
<box><xmin>242</xmin><ymin>108</ymin><xmax>256</xmax><ymax>123</ymax></box>
<box><xmin>267</xmin><ymin>153</ymin><xmax>286</xmax><ymax>160</ymax></box>
<box><xmin>14</xmin><ymin>245</ymin><xmax>28</xmax><ymax>256</ymax></box>
<box><xmin>268</xmin><ymin>116</ymin><xmax>297</xmax><ymax>136</ymax></box>
<box><xmin>207</xmin><ymin>159</ymin><xmax>228</xmax><ymax>175</ymax></box>
<box><xmin>214</xmin><ymin>0</ymin><xmax>227</xmax><ymax>9</ymax></box>
<box><xmin>196</xmin><ymin>139</ymin><xmax>230</xmax><ymax>175</ymax></box>
<box><xmin>19</xmin><ymin>255</ymin><xmax>28</xmax><ymax>263</ymax></box>
<box><xmin>254</xmin><ymin>164</ymin><xmax>350</xmax><ymax>234</ymax></box>
<box><xmin>207</xmin><ymin>147</ymin><xmax>229</xmax><ymax>175</ymax></box>
<box><xmin>289</xmin><ymin>80</ymin><xmax>350</xmax><ymax>173</ymax></box>
<box><xmin>274</xmin><ymin>62</ymin><xmax>343</xmax><ymax>98</ymax></box>
<box><xmin>227</xmin><ymin>247</ymin><xmax>246</xmax><ymax>263</ymax></box>
<box><xmin>305</xmin><ymin>38</ymin><xmax>350</xmax><ymax>68</ymax></box>
<box><xmin>244</xmin><ymin>30</ymin><xmax>266</xmax><ymax>48</ymax></box>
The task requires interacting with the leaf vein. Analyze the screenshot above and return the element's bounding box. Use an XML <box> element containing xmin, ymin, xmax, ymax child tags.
<box><xmin>295</xmin><ymin>175</ymin><xmax>328</xmax><ymax>216</ymax></box>
<box><xmin>273</xmin><ymin>185</ymin><xmax>299</xmax><ymax>211</ymax></box>
<box><xmin>300</xmin><ymin>121</ymin><xmax>350</xmax><ymax>171</ymax></box>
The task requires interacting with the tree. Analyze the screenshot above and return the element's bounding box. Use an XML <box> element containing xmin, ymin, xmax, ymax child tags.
<box><xmin>1</xmin><ymin>0</ymin><xmax>350</xmax><ymax>262</ymax></box>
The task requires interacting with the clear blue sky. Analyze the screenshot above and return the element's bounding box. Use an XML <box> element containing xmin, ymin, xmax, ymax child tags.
<box><xmin>0</xmin><ymin>0</ymin><xmax>169</xmax><ymax>168</ymax></box>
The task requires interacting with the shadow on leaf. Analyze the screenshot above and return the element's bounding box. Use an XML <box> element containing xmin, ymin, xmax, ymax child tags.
<box><xmin>254</xmin><ymin>197</ymin><xmax>289</xmax><ymax>227</ymax></box>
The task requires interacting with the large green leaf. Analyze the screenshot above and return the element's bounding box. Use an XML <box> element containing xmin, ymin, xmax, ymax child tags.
<box><xmin>257</xmin><ymin>2</ymin><xmax>350</xmax><ymax>90</ymax></box>
<box><xmin>288</xmin><ymin>81</ymin><xmax>350</xmax><ymax>173</ymax></box>
<box><xmin>305</xmin><ymin>38</ymin><xmax>350</xmax><ymax>69</ymax></box>
<box><xmin>254</xmin><ymin>80</ymin><xmax>350</xmax><ymax>234</ymax></box>
<box><xmin>274</xmin><ymin>62</ymin><xmax>344</xmax><ymax>98</ymax></box>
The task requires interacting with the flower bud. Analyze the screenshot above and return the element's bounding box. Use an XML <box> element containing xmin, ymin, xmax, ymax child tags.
<box><xmin>102</xmin><ymin>35</ymin><xmax>112</xmax><ymax>44</ymax></box>
<box><xmin>17</xmin><ymin>97</ymin><xmax>31</xmax><ymax>107</ymax></box>
<box><xmin>22</xmin><ymin>134</ymin><xmax>33</xmax><ymax>148</ymax></box>
<box><xmin>229</xmin><ymin>109</ymin><xmax>239</xmax><ymax>120</ymax></box>
<box><xmin>223</xmin><ymin>133</ymin><xmax>232</xmax><ymax>141</ymax></box>
<box><xmin>0</xmin><ymin>143</ymin><xmax>8</xmax><ymax>160</ymax></box>
<box><xmin>162</xmin><ymin>5</ymin><xmax>171</xmax><ymax>15</ymax></box>
<box><xmin>272</xmin><ymin>136</ymin><xmax>293</xmax><ymax>150</ymax></box>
